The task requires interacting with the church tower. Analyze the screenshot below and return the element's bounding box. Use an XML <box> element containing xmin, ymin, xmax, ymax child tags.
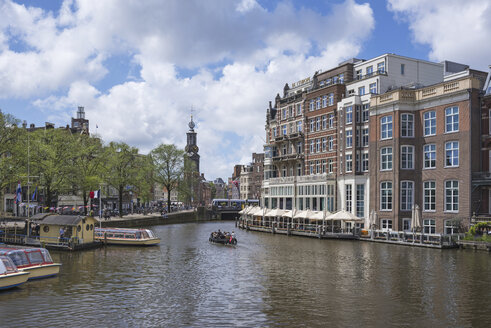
<box><xmin>185</xmin><ymin>115</ymin><xmax>200</xmax><ymax>173</ymax></box>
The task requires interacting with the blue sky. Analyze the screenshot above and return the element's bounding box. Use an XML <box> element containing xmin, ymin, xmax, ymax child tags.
<box><xmin>0</xmin><ymin>0</ymin><xmax>490</xmax><ymax>180</ymax></box>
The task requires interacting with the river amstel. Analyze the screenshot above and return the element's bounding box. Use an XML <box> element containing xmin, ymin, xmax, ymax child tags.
<box><xmin>0</xmin><ymin>221</ymin><xmax>490</xmax><ymax>327</ymax></box>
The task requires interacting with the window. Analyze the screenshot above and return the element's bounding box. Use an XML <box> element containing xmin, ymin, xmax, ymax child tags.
<box><xmin>380</xmin><ymin>181</ymin><xmax>392</xmax><ymax>210</ymax></box>
<box><xmin>316</xmin><ymin>139</ymin><xmax>320</xmax><ymax>152</ymax></box>
<box><xmin>296</xmin><ymin>103</ymin><xmax>302</xmax><ymax>115</ymax></box>
<box><xmin>282</xmin><ymin>165</ymin><xmax>287</xmax><ymax>177</ymax></box>
<box><xmin>328</xmin><ymin>93</ymin><xmax>334</xmax><ymax>106</ymax></box>
<box><xmin>328</xmin><ymin>136</ymin><xmax>333</xmax><ymax>151</ymax></box>
<box><xmin>401</xmin><ymin>63</ymin><xmax>405</xmax><ymax>75</ymax></box>
<box><xmin>322</xmin><ymin>95</ymin><xmax>327</xmax><ymax>108</ymax></box>
<box><xmin>369</xmin><ymin>82</ymin><xmax>377</xmax><ymax>94</ymax></box>
<box><xmin>326</xmin><ymin>78</ymin><xmax>331</xmax><ymax>86</ymax></box>
<box><xmin>346</xmin><ymin>154</ymin><xmax>353</xmax><ymax>172</ymax></box>
<box><xmin>362</xmin><ymin>153</ymin><xmax>369</xmax><ymax>172</ymax></box>
<box><xmin>322</xmin><ymin>160</ymin><xmax>326</xmax><ymax>173</ymax></box>
<box><xmin>445</xmin><ymin>220</ymin><xmax>459</xmax><ymax>234</ymax></box>
<box><xmin>282</xmin><ymin>125</ymin><xmax>287</xmax><ymax>135</ymax></box>
<box><xmin>309</xmin><ymin>162</ymin><xmax>314</xmax><ymax>174</ymax></box>
<box><xmin>381</xmin><ymin>147</ymin><xmax>392</xmax><ymax>171</ymax></box>
<box><xmin>346</xmin><ymin>184</ymin><xmax>352</xmax><ymax>212</ymax></box>
<box><xmin>381</xmin><ymin>219</ymin><xmax>393</xmax><ymax>231</ymax></box>
<box><xmin>358</xmin><ymin>86</ymin><xmax>365</xmax><ymax>96</ymax></box>
<box><xmin>316</xmin><ymin>117</ymin><xmax>320</xmax><ymax>131</ymax></box>
<box><xmin>401</xmin><ymin>145</ymin><xmax>414</xmax><ymax>169</ymax></box>
<box><xmin>356</xmin><ymin>69</ymin><xmax>362</xmax><ymax>80</ymax></box>
<box><xmin>445</xmin><ymin>180</ymin><xmax>459</xmax><ymax>212</ymax></box>
<box><xmin>289</xmin><ymin>106</ymin><xmax>293</xmax><ymax>118</ymax></box>
<box><xmin>297</xmin><ymin>120</ymin><xmax>302</xmax><ymax>132</ymax></box>
<box><xmin>339</xmin><ymin>74</ymin><xmax>344</xmax><ymax>83</ymax></box>
<box><xmin>356</xmin><ymin>184</ymin><xmax>365</xmax><ymax>218</ymax></box>
<box><xmin>346</xmin><ymin>130</ymin><xmax>353</xmax><ymax>148</ymax></box>
<box><xmin>424</xmin><ymin>181</ymin><xmax>436</xmax><ymax>211</ymax></box>
<box><xmin>424</xmin><ymin>219</ymin><xmax>435</xmax><ymax>234</ymax></box>
<box><xmin>362</xmin><ymin>128</ymin><xmax>369</xmax><ymax>147</ymax></box>
<box><xmin>316</xmin><ymin>160</ymin><xmax>321</xmax><ymax>174</ymax></box>
<box><xmin>322</xmin><ymin>137</ymin><xmax>327</xmax><ymax>151</ymax></box>
<box><xmin>366</xmin><ymin>66</ymin><xmax>373</xmax><ymax>76</ymax></box>
<box><xmin>328</xmin><ymin>159</ymin><xmax>333</xmax><ymax>173</ymax></box>
<box><xmin>322</xmin><ymin>115</ymin><xmax>327</xmax><ymax>129</ymax></box>
<box><xmin>400</xmin><ymin>181</ymin><xmax>414</xmax><ymax>211</ymax></box>
<box><xmin>346</xmin><ymin>106</ymin><xmax>353</xmax><ymax>124</ymax></box>
<box><xmin>297</xmin><ymin>141</ymin><xmax>302</xmax><ymax>154</ymax></box>
<box><xmin>401</xmin><ymin>114</ymin><xmax>414</xmax><ymax>137</ymax></box>
<box><xmin>362</xmin><ymin>104</ymin><xmax>369</xmax><ymax>122</ymax></box>
<box><xmin>310</xmin><ymin>119</ymin><xmax>314</xmax><ymax>132</ymax></box>
<box><xmin>297</xmin><ymin>163</ymin><xmax>303</xmax><ymax>176</ymax></box>
<box><xmin>309</xmin><ymin>140</ymin><xmax>315</xmax><ymax>153</ymax></box>
<box><xmin>329</xmin><ymin>114</ymin><xmax>334</xmax><ymax>128</ymax></box>
<box><xmin>272</xmin><ymin>127</ymin><xmax>277</xmax><ymax>137</ymax></box>
<box><xmin>445</xmin><ymin>141</ymin><xmax>459</xmax><ymax>167</ymax></box>
<box><xmin>424</xmin><ymin>144</ymin><xmax>436</xmax><ymax>169</ymax></box>
<box><xmin>282</xmin><ymin>108</ymin><xmax>287</xmax><ymax>119</ymax></box>
<box><xmin>316</xmin><ymin>97</ymin><xmax>321</xmax><ymax>110</ymax></box>
<box><xmin>403</xmin><ymin>219</ymin><xmax>411</xmax><ymax>232</ymax></box>
<box><xmin>381</xmin><ymin>115</ymin><xmax>393</xmax><ymax>139</ymax></box>
<box><xmin>282</xmin><ymin>144</ymin><xmax>287</xmax><ymax>155</ymax></box>
<box><xmin>377</xmin><ymin>62</ymin><xmax>385</xmax><ymax>73</ymax></box>
<box><xmin>310</xmin><ymin>100</ymin><xmax>314</xmax><ymax>111</ymax></box>
<box><xmin>445</xmin><ymin>106</ymin><xmax>459</xmax><ymax>133</ymax></box>
<box><xmin>424</xmin><ymin>111</ymin><xmax>436</xmax><ymax>136</ymax></box>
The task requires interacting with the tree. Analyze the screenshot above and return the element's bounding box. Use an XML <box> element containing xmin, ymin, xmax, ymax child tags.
<box><xmin>177</xmin><ymin>157</ymin><xmax>199</xmax><ymax>207</ymax></box>
<box><xmin>132</xmin><ymin>154</ymin><xmax>154</xmax><ymax>206</ymax></box>
<box><xmin>150</xmin><ymin>144</ymin><xmax>185</xmax><ymax>213</ymax></box>
<box><xmin>103</xmin><ymin>142</ymin><xmax>140</xmax><ymax>217</ymax></box>
<box><xmin>69</xmin><ymin>134</ymin><xmax>105</xmax><ymax>215</ymax></box>
<box><xmin>0</xmin><ymin>110</ymin><xmax>20</xmax><ymax>213</ymax></box>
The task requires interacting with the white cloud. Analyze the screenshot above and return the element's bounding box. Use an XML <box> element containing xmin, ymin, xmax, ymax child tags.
<box><xmin>388</xmin><ymin>0</ymin><xmax>491</xmax><ymax>70</ymax></box>
<box><xmin>2</xmin><ymin>0</ymin><xmax>375</xmax><ymax>180</ymax></box>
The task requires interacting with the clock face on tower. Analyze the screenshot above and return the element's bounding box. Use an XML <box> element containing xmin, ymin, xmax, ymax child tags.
<box><xmin>192</xmin><ymin>145</ymin><xmax>199</xmax><ymax>153</ymax></box>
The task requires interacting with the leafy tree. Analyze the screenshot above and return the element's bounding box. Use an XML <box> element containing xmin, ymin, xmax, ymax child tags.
<box><xmin>0</xmin><ymin>110</ymin><xmax>20</xmax><ymax>213</ymax></box>
<box><xmin>150</xmin><ymin>144</ymin><xmax>185</xmax><ymax>213</ymax></box>
<box><xmin>27</xmin><ymin>128</ymin><xmax>74</xmax><ymax>208</ymax></box>
<box><xmin>102</xmin><ymin>142</ymin><xmax>140</xmax><ymax>217</ymax></box>
<box><xmin>132</xmin><ymin>154</ymin><xmax>154</xmax><ymax>206</ymax></box>
<box><xmin>69</xmin><ymin>134</ymin><xmax>105</xmax><ymax>215</ymax></box>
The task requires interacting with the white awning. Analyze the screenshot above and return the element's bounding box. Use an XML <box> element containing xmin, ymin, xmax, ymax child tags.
<box><xmin>326</xmin><ymin>210</ymin><xmax>363</xmax><ymax>222</ymax></box>
<box><xmin>264</xmin><ymin>209</ymin><xmax>287</xmax><ymax>217</ymax></box>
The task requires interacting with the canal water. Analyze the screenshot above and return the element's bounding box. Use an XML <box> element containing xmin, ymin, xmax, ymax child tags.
<box><xmin>0</xmin><ymin>221</ymin><xmax>490</xmax><ymax>327</ymax></box>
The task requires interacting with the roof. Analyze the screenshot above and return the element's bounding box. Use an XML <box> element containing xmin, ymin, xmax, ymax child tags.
<box><xmin>31</xmin><ymin>213</ymin><xmax>53</xmax><ymax>220</ymax></box>
<box><xmin>40</xmin><ymin>215</ymin><xmax>85</xmax><ymax>226</ymax></box>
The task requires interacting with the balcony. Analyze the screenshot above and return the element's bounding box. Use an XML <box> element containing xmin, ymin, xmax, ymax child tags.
<box><xmin>269</xmin><ymin>176</ymin><xmax>295</xmax><ymax>184</ymax></box>
<box><xmin>472</xmin><ymin>172</ymin><xmax>491</xmax><ymax>187</ymax></box>
<box><xmin>348</xmin><ymin>70</ymin><xmax>387</xmax><ymax>85</ymax></box>
<box><xmin>272</xmin><ymin>153</ymin><xmax>304</xmax><ymax>162</ymax></box>
<box><xmin>297</xmin><ymin>173</ymin><xmax>328</xmax><ymax>183</ymax></box>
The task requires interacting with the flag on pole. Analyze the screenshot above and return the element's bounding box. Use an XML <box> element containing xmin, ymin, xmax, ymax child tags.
<box><xmin>89</xmin><ymin>191</ymin><xmax>95</xmax><ymax>199</ymax></box>
<box><xmin>15</xmin><ymin>181</ymin><xmax>22</xmax><ymax>204</ymax></box>
<box><xmin>94</xmin><ymin>189</ymin><xmax>100</xmax><ymax>199</ymax></box>
<box><xmin>31</xmin><ymin>186</ymin><xmax>37</xmax><ymax>201</ymax></box>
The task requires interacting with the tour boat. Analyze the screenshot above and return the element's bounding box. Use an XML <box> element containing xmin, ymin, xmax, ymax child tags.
<box><xmin>0</xmin><ymin>247</ymin><xmax>61</xmax><ymax>280</ymax></box>
<box><xmin>209</xmin><ymin>231</ymin><xmax>237</xmax><ymax>245</ymax></box>
<box><xmin>0</xmin><ymin>256</ymin><xmax>30</xmax><ymax>290</ymax></box>
<box><xmin>94</xmin><ymin>228</ymin><xmax>161</xmax><ymax>246</ymax></box>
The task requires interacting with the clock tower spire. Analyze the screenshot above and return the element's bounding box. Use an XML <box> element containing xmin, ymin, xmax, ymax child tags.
<box><xmin>185</xmin><ymin>114</ymin><xmax>200</xmax><ymax>173</ymax></box>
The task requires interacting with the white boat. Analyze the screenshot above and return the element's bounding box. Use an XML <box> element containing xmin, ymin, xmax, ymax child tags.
<box><xmin>0</xmin><ymin>247</ymin><xmax>61</xmax><ymax>280</ymax></box>
<box><xmin>95</xmin><ymin>228</ymin><xmax>161</xmax><ymax>246</ymax></box>
<box><xmin>0</xmin><ymin>256</ymin><xmax>29</xmax><ymax>290</ymax></box>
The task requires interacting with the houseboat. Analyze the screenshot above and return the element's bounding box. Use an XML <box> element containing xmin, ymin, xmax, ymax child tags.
<box><xmin>0</xmin><ymin>256</ymin><xmax>29</xmax><ymax>290</ymax></box>
<box><xmin>0</xmin><ymin>247</ymin><xmax>61</xmax><ymax>279</ymax></box>
<box><xmin>94</xmin><ymin>228</ymin><xmax>161</xmax><ymax>246</ymax></box>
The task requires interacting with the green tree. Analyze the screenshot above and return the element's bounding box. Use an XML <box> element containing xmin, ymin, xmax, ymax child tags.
<box><xmin>150</xmin><ymin>144</ymin><xmax>185</xmax><ymax>213</ymax></box>
<box><xmin>0</xmin><ymin>110</ymin><xmax>20</xmax><ymax>213</ymax></box>
<box><xmin>132</xmin><ymin>154</ymin><xmax>154</xmax><ymax>206</ymax></box>
<box><xmin>103</xmin><ymin>142</ymin><xmax>140</xmax><ymax>217</ymax></box>
<box><xmin>69</xmin><ymin>134</ymin><xmax>105</xmax><ymax>215</ymax></box>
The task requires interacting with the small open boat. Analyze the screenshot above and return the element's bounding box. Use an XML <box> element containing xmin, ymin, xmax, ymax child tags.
<box><xmin>209</xmin><ymin>231</ymin><xmax>237</xmax><ymax>245</ymax></box>
<box><xmin>95</xmin><ymin>228</ymin><xmax>160</xmax><ymax>246</ymax></box>
<box><xmin>0</xmin><ymin>256</ymin><xmax>29</xmax><ymax>290</ymax></box>
<box><xmin>0</xmin><ymin>247</ymin><xmax>61</xmax><ymax>280</ymax></box>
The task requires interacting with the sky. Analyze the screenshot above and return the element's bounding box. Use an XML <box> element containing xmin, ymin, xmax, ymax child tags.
<box><xmin>0</xmin><ymin>0</ymin><xmax>490</xmax><ymax>181</ymax></box>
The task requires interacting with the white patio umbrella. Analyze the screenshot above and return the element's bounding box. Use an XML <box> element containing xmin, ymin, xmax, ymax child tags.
<box><xmin>367</xmin><ymin>209</ymin><xmax>377</xmax><ymax>230</ymax></box>
<box><xmin>264</xmin><ymin>209</ymin><xmax>286</xmax><ymax>217</ymax></box>
<box><xmin>310</xmin><ymin>210</ymin><xmax>326</xmax><ymax>221</ymax></box>
<box><xmin>326</xmin><ymin>209</ymin><xmax>364</xmax><ymax>222</ymax></box>
<box><xmin>238</xmin><ymin>206</ymin><xmax>251</xmax><ymax>215</ymax></box>
<box><xmin>411</xmin><ymin>204</ymin><xmax>421</xmax><ymax>232</ymax></box>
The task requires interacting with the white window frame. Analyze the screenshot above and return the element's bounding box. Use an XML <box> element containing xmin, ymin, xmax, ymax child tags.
<box><xmin>381</xmin><ymin>219</ymin><xmax>392</xmax><ymax>231</ymax></box>
<box><xmin>381</xmin><ymin>115</ymin><xmax>393</xmax><ymax>140</ymax></box>
<box><xmin>445</xmin><ymin>141</ymin><xmax>459</xmax><ymax>167</ymax></box>
<box><xmin>423</xmin><ymin>181</ymin><xmax>436</xmax><ymax>212</ymax></box>
<box><xmin>362</xmin><ymin>152</ymin><xmax>369</xmax><ymax>172</ymax></box>
<box><xmin>401</xmin><ymin>113</ymin><xmax>414</xmax><ymax>137</ymax></box>
<box><xmin>346</xmin><ymin>154</ymin><xmax>353</xmax><ymax>173</ymax></box>
<box><xmin>445</xmin><ymin>180</ymin><xmax>459</xmax><ymax>212</ymax></box>
<box><xmin>346</xmin><ymin>129</ymin><xmax>353</xmax><ymax>148</ymax></box>
<box><xmin>380</xmin><ymin>147</ymin><xmax>392</xmax><ymax>171</ymax></box>
<box><xmin>380</xmin><ymin>181</ymin><xmax>392</xmax><ymax>211</ymax></box>
<box><xmin>369</xmin><ymin>82</ymin><xmax>377</xmax><ymax>94</ymax></box>
<box><xmin>423</xmin><ymin>219</ymin><xmax>436</xmax><ymax>234</ymax></box>
<box><xmin>445</xmin><ymin>106</ymin><xmax>459</xmax><ymax>133</ymax></box>
<box><xmin>401</xmin><ymin>145</ymin><xmax>414</xmax><ymax>169</ymax></box>
<box><xmin>424</xmin><ymin>144</ymin><xmax>436</xmax><ymax>169</ymax></box>
<box><xmin>424</xmin><ymin>111</ymin><xmax>436</xmax><ymax>136</ymax></box>
<box><xmin>346</xmin><ymin>106</ymin><xmax>353</xmax><ymax>124</ymax></box>
<box><xmin>400</xmin><ymin>180</ymin><xmax>414</xmax><ymax>211</ymax></box>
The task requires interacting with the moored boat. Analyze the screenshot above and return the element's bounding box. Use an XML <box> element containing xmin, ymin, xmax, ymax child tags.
<box><xmin>0</xmin><ymin>247</ymin><xmax>61</xmax><ymax>280</ymax></box>
<box><xmin>0</xmin><ymin>256</ymin><xmax>29</xmax><ymax>290</ymax></box>
<box><xmin>95</xmin><ymin>228</ymin><xmax>160</xmax><ymax>246</ymax></box>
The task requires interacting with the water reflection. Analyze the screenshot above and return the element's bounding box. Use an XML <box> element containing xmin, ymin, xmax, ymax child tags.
<box><xmin>0</xmin><ymin>221</ymin><xmax>490</xmax><ymax>327</ymax></box>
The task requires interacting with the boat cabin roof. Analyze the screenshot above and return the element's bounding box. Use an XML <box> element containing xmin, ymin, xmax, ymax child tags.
<box><xmin>95</xmin><ymin>228</ymin><xmax>151</xmax><ymax>233</ymax></box>
<box><xmin>0</xmin><ymin>247</ymin><xmax>54</xmax><ymax>267</ymax></box>
<box><xmin>40</xmin><ymin>215</ymin><xmax>87</xmax><ymax>226</ymax></box>
<box><xmin>0</xmin><ymin>256</ymin><xmax>19</xmax><ymax>274</ymax></box>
